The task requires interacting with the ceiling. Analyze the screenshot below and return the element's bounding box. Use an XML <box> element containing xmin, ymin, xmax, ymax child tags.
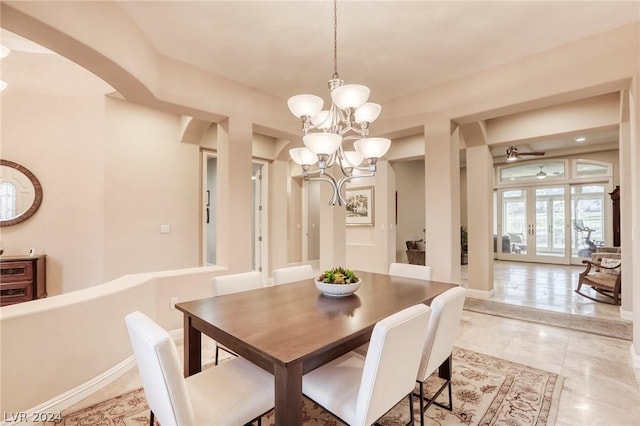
<box><xmin>2</xmin><ymin>1</ymin><xmax>638</xmax><ymax>159</ymax></box>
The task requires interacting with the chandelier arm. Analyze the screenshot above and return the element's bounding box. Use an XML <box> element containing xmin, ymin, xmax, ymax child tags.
<box><xmin>303</xmin><ymin>169</ymin><xmax>324</xmax><ymax>178</ymax></box>
<box><xmin>327</xmin><ymin>152</ymin><xmax>340</xmax><ymax>168</ymax></box>
<box><xmin>307</xmin><ymin>175</ymin><xmax>340</xmax><ymax>205</ymax></box>
<box><xmin>336</xmin><ymin>172</ymin><xmax>375</xmax><ymax>206</ymax></box>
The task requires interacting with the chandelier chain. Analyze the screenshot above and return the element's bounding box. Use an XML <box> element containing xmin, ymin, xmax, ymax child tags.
<box><xmin>333</xmin><ymin>0</ymin><xmax>338</xmax><ymax>79</ymax></box>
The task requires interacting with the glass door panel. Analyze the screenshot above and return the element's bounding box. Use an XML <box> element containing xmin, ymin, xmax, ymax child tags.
<box><xmin>535</xmin><ymin>187</ymin><xmax>565</xmax><ymax>258</ymax></box>
<box><xmin>500</xmin><ymin>189</ymin><xmax>528</xmax><ymax>258</ymax></box>
<box><xmin>571</xmin><ymin>184</ymin><xmax>606</xmax><ymax>261</ymax></box>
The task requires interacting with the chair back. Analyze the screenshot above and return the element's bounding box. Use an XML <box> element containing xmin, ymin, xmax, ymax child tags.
<box><xmin>272</xmin><ymin>264</ymin><xmax>315</xmax><ymax>285</ymax></box>
<box><xmin>388</xmin><ymin>262</ymin><xmax>433</xmax><ymax>280</ymax></box>
<box><xmin>125</xmin><ymin>311</ymin><xmax>195</xmax><ymax>426</ymax></box>
<box><xmin>212</xmin><ymin>271</ymin><xmax>263</xmax><ymax>296</ymax></box>
<box><xmin>417</xmin><ymin>286</ymin><xmax>467</xmax><ymax>381</ymax></box>
<box><xmin>356</xmin><ymin>304</ymin><xmax>432</xmax><ymax>425</ymax></box>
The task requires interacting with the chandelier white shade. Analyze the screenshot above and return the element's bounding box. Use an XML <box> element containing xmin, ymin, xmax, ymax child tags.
<box><xmin>289</xmin><ymin>147</ymin><xmax>318</xmax><ymax>166</ymax></box>
<box><xmin>287</xmin><ymin>94</ymin><xmax>324</xmax><ymax>119</ymax></box>
<box><xmin>287</xmin><ymin>0</ymin><xmax>391</xmax><ymax>205</ymax></box>
<box><xmin>354</xmin><ymin>103</ymin><xmax>382</xmax><ymax>124</ymax></box>
<box><xmin>354</xmin><ymin>138</ymin><xmax>392</xmax><ymax>160</ymax></box>
<box><xmin>330</xmin><ymin>84</ymin><xmax>370</xmax><ymax>109</ymax></box>
<box><xmin>303</xmin><ymin>133</ymin><xmax>343</xmax><ymax>157</ymax></box>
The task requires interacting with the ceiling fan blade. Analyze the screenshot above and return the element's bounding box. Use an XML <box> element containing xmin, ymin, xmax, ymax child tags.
<box><xmin>519</xmin><ymin>151</ymin><xmax>545</xmax><ymax>156</ymax></box>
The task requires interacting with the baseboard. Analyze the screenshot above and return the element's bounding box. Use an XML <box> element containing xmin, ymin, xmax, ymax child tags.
<box><xmin>2</xmin><ymin>356</ymin><xmax>137</xmax><ymax>426</ymax></box>
<box><xmin>464</xmin><ymin>288</ymin><xmax>496</xmax><ymax>299</ymax></box>
<box><xmin>631</xmin><ymin>344</ymin><xmax>640</xmax><ymax>368</ymax></box>
<box><xmin>620</xmin><ymin>308</ymin><xmax>633</xmax><ymax>321</ymax></box>
<box><xmin>2</xmin><ymin>328</ymin><xmax>185</xmax><ymax>426</ymax></box>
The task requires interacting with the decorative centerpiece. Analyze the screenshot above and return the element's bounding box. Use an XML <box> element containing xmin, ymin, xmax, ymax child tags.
<box><xmin>315</xmin><ymin>267</ymin><xmax>361</xmax><ymax>297</ymax></box>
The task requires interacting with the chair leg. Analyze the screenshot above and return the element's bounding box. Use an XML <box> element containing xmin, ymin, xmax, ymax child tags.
<box><xmin>418</xmin><ymin>381</ymin><xmax>425</xmax><ymax>426</ymax></box>
<box><xmin>414</xmin><ymin>355</ymin><xmax>453</xmax><ymax>421</ymax></box>
<box><xmin>433</xmin><ymin>355</ymin><xmax>453</xmax><ymax>411</ymax></box>
<box><xmin>149</xmin><ymin>410</ymin><xmax>155</xmax><ymax>426</ymax></box>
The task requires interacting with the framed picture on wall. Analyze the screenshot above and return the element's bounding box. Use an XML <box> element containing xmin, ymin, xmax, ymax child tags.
<box><xmin>345</xmin><ymin>186</ymin><xmax>374</xmax><ymax>227</ymax></box>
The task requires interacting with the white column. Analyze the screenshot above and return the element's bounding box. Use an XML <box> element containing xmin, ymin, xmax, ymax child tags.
<box><xmin>629</xmin><ymin>76</ymin><xmax>640</xmax><ymax>365</ymax></box>
<box><xmin>216</xmin><ymin>117</ymin><xmax>253</xmax><ymax>272</ymax></box>
<box><xmin>424</xmin><ymin>117</ymin><xmax>461</xmax><ymax>284</ymax></box>
<box><xmin>268</xmin><ymin>159</ymin><xmax>289</xmax><ymax>273</ymax></box>
<box><xmin>466</xmin><ymin>145</ymin><xmax>495</xmax><ymax>295</ymax></box>
<box><xmin>619</xmin><ymin>90</ymin><xmax>634</xmax><ymax>315</ymax></box>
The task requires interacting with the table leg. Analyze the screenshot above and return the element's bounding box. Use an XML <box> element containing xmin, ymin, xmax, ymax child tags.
<box><xmin>183</xmin><ymin>315</ymin><xmax>202</xmax><ymax>377</ymax></box>
<box><xmin>274</xmin><ymin>361</ymin><xmax>302</xmax><ymax>426</ymax></box>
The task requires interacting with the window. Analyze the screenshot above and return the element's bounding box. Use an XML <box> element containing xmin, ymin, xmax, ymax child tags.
<box><xmin>499</xmin><ymin>162</ymin><xmax>566</xmax><ymax>184</ymax></box>
<box><xmin>0</xmin><ymin>182</ymin><xmax>17</xmax><ymax>220</ymax></box>
<box><xmin>574</xmin><ymin>160</ymin><xmax>611</xmax><ymax>178</ymax></box>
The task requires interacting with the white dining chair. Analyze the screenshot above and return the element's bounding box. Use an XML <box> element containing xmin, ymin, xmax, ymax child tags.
<box><xmin>211</xmin><ymin>271</ymin><xmax>264</xmax><ymax>364</ymax></box>
<box><xmin>272</xmin><ymin>264</ymin><xmax>315</xmax><ymax>285</ymax></box>
<box><xmin>389</xmin><ymin>262</ymin><xmax>433</xmax><ymax>280</ymax></box>
<box><xmin>302</xmin><ymin>304</ymin><xmax>432</xmax><ymax>426</ymax></box>
<box><xmin>415</xmin><ymin>286</ymin><xmax>466</xmax><ymax>425</ymax></box>
<box><xmin>125</xmin><ymin>311</ymin><xmax>274</xmax><ymax>426</ymax></box>
<box><xmin>355</xmin><ymin>264</ymin><xmax>433</xmax><ymax>358</ymax></box>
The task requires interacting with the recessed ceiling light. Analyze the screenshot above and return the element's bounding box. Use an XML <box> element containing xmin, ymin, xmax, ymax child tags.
<box><xmin>575</xmin><ymin>136</ymin><xmax>586</xmax><ymax>142</ymax></box>
<box><xmin>0</xmin><ymin>80</ymin><xmax>7</xmax><ymax>92</ymax></box>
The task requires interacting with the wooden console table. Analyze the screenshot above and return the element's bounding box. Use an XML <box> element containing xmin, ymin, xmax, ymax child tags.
<box><xmin>0</xmin><ymin>255</ymin><xmax>47</xmax><ymax>306</ymax></box>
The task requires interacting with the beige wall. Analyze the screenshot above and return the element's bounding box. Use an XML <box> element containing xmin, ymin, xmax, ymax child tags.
<box><xmin>393</xmin><ymin>159</ymin><xmax>427</xmax><ymax>262</ymax></box>
<box><xmin>1</xmin><ymin>90</ymin><xmax>107</xmax><ymax>294</ymax></box>
<box><xmin>1</xmin><ymin>92</ymin><xmax>202</xmax><ymax>294</ymax></box>
<box><xmin>345</xmin><ymin>161</ymin><xmax>395</xmax><ymax>274</ymax></box>
<box><xmin>103</xmin><ymin>97</ymin><xmax>200</xmax><ymax>281</ymax></box>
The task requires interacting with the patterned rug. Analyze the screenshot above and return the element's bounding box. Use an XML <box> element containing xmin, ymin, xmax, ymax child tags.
<box><xmin>59</xmin><ymin>348</ymin><xmax>562</xmax><ymax>426</ymax></box>
<box><xmin>464</xmin><ymin>298</ymin><xmax>632</xmax><ymax>341</ymax></box>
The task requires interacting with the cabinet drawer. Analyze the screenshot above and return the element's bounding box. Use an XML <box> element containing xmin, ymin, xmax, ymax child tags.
<box><xmin>0</xmin><ymin>261</ymin><xmax>34</xmax><ymax>283</ymax></box>
<box><xmin>0</xmin><ymin>281</ymin><xmax>33</xmax><ymax>306</ymax></box>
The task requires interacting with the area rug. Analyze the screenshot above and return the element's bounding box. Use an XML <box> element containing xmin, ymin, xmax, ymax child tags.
<box><xmin>464</xmin><ymin>298</ymin><xmax>632</xmax><ymax>341</ymax></box>
<box><xmin>59</xmin><ymin>347</ymin><xmax>562</xmax><ymax>426</ymax></box>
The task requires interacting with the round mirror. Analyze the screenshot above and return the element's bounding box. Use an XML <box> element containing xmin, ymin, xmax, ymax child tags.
<box><xmin>0</xmin><ymin>160</ymin><xmax>43</xmax><ymax>227</ymax></box>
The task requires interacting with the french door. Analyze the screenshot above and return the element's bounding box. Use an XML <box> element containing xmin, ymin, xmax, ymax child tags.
<box><xmin>498</xmin><ymin>186</ymin><xmax>569</xmax><ymax>264</ymax></box>
<box><xmin>497</xmin><ymin>183</ymin><xmax>609</xmax><ymax>265</ymax></box>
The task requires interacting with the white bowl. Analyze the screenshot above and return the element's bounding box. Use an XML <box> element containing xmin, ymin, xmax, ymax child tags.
<box><xmin>314</xmin><ymin>279</ymin><xmax>361</xmax><ymax>297</ymax></box>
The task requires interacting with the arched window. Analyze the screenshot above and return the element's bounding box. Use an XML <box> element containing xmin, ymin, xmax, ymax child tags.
<box><xmin>573</xmin><ymin>160</ymin><xmax>612</xmax><ymax>178</ymax></box>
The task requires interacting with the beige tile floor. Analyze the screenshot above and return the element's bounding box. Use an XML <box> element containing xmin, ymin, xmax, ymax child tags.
<box><xmin>56</xmin><ymin>261</ymin><xmax>639</xmax><ymax>425</ymax></box>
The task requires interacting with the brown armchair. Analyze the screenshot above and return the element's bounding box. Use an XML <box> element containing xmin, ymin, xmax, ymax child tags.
<box><xmin>406</xmin><ymin>240</ymin><xmax>425</xmax><ymax>265</ymax></box>
<box><xmin>575</xmin><ymin>254</ymin><xmax>621</xmax><ymax>305</ymax></box>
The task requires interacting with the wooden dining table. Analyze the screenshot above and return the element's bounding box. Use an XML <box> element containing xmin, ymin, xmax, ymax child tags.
<box><xmin>176</xmin><ymin>270</ymin><xmax>456</xmax><ymax>425</ymax></box>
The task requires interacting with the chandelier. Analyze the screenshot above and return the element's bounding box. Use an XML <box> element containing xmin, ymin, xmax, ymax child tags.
<box><xmin>287</xmin><ymin>0</ymin><xmax>391</xmax><ymax>206</ymax></box>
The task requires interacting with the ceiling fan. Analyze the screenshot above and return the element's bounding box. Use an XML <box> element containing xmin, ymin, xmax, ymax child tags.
<box><xmin>506</xmin><ymin>145</ymin><xmax>545</xmax><ymax>161</ymax></box>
